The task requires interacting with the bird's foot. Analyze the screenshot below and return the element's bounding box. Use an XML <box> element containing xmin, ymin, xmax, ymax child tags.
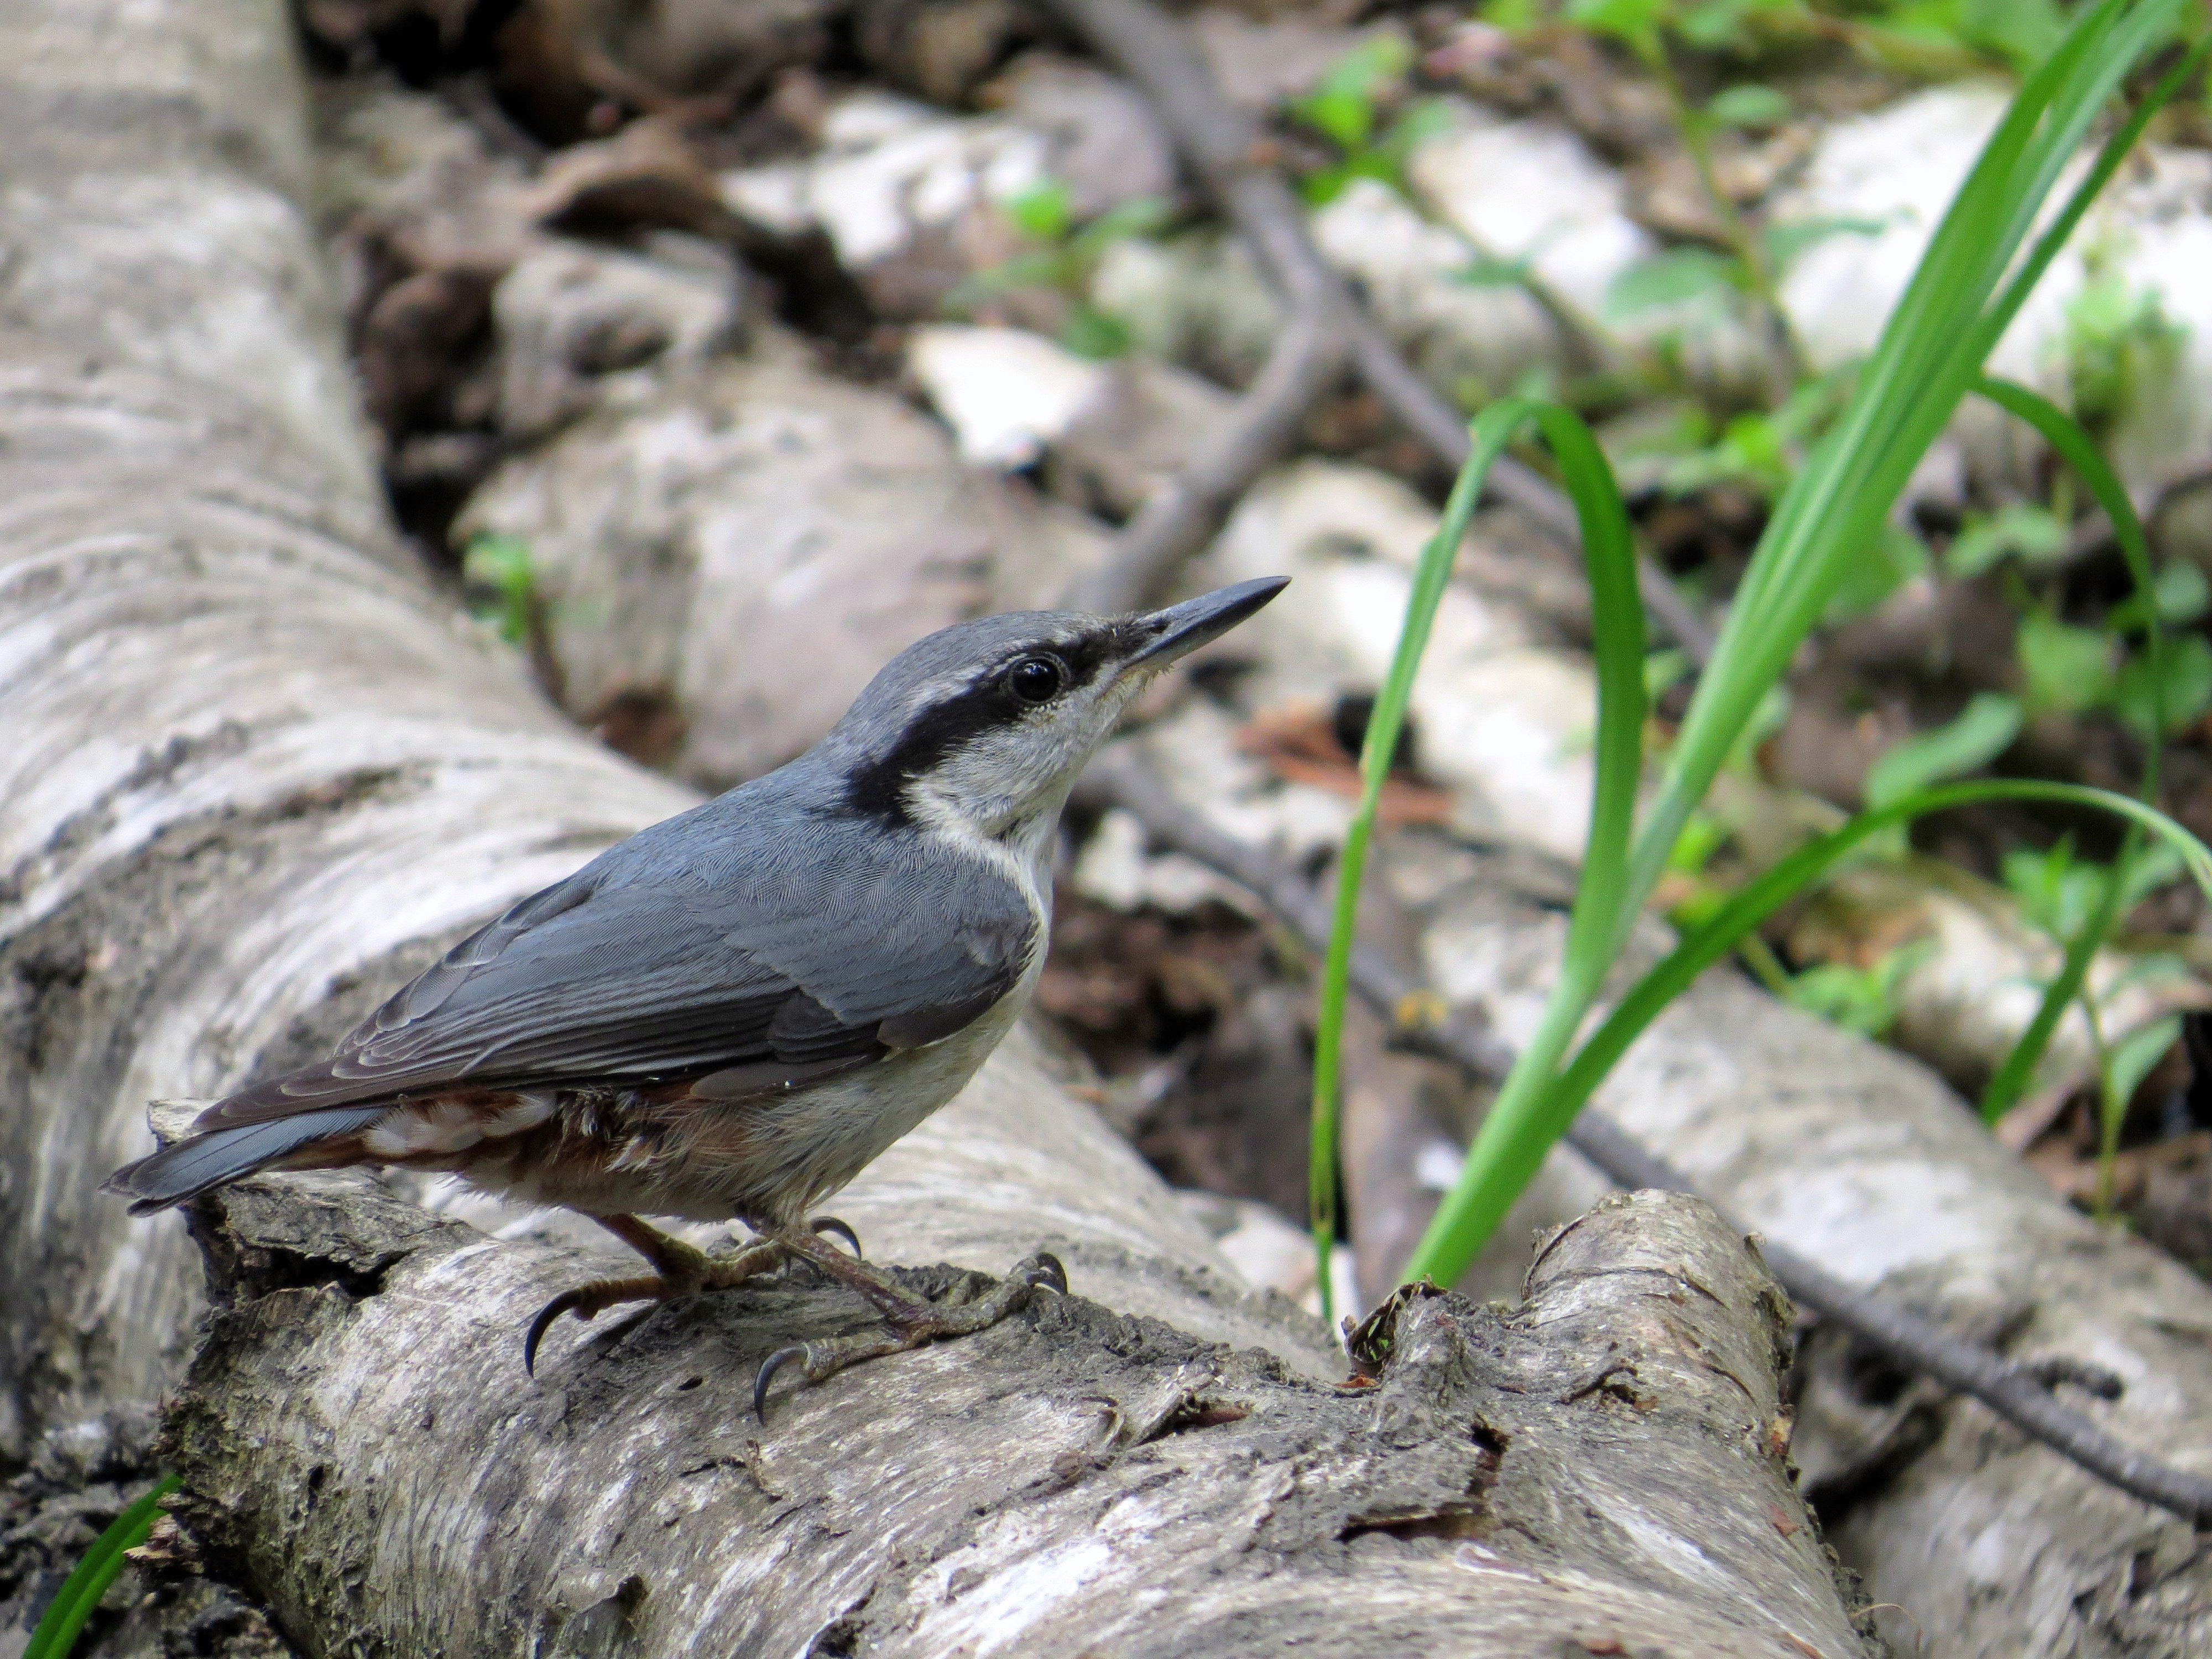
<box><xmin>753</xmin><ymin>1248</ymin><xmax>1067</xmax><ymax>1420</ymax></box>
<box><xmin>523</xmin><ymin>1214</ymin><xmax>859</xmax><ymax>1374</ymax></box>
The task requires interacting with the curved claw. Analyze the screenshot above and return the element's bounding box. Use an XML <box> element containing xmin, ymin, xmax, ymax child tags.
<box><xmin>755</xmin><ymin>1343</ymin><xmax>813</xmax><ymax>1421</ymax></box>
<box><xmin>1027</xmin><ymin>1253</ymin><xmax>1069</xmax><ymax>1298</ymax></box>
<box><xmin>524</xmin><ymin>1289</ymin><xmax>597</xmax><ymax>1376</ymax></box>
<box><xmin>810</xmin><ymin>1215</ymin><xmax>864</xmax><ymax>1259</ymax></box>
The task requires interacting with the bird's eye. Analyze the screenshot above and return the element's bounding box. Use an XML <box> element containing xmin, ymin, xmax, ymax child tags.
<box><xmin>1005</xmin><ymin>655</ymin><xmax>1065</xmax><ymax>704</ymax></box>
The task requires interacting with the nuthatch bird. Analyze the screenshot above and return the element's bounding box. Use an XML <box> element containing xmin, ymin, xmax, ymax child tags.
<box><xmin>107</xmin><ymin>577</ymin><xmax>1287</xmax><ymax>1411</ymax></box>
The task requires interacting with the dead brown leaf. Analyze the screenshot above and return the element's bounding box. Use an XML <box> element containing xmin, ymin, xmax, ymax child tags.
<box><xmin>523</xmin><ymin>115</ymin><xmax>736</xmax><ymax>238</ymax></box>
<box><xmin>1236</xmin><ymin>702</ymin><xmax>1454</xmax><ymax>826</ymax></box>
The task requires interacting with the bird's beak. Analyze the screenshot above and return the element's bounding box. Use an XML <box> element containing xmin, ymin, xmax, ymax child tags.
<box><xmin>1121</xmin><ymin>577</ymin><xmax>1290</xmax><ymax>676</ymax></box>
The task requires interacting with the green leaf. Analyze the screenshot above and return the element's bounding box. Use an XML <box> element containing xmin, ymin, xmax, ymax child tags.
<box><xmin>1454</xmin><ymin>252</ymin><xmax>1538</xmax><ymax>289</ymax></box>
<box><xmin>2111</xmin><ymin>560</ymin><xmax>2211</xmax><ymax>631</ymax></box>
<box><xmin>2119</xmin><ymin>632</ymin><xmax>2212</xmax><ymax>737</ymax></box>
<box><xmin>1708</xmin><ymin>84</ymin><xmax>1794</xmax><ymax>128</ymax></box>
<box><xmin>1944</xmin><ymin>501</ymin><xmax>2069</xmax><ymax>577</ymax></box>
<box><xmin>2106</xmin><ymin>1012</ymin><xmax>2182</xmax><ymax>1119</ymax></box>
<box><xmin>1965</xmin><ymin>0</ymin><xmax>2072</xmax><ymax>70</ymax></box>
<box><xmin>1825</xmin><ymin>520</ymin><xmax>1931</xmax><ymax>622</ymax></box>
<box><xmin>1542</xmin><ymin>779</ymin><xmax>2212</xmax><ymax>1155</ymax></box>
<box><xmin>1679</xmin><ymin>0</ymin><xmax>1759</xmax><ymax>50</ymax></box>
<box><xmin>1299</xmin><ymin>164</ymin><xmax>1354</xmax><ymax>207</ymax></box>
<box><xmin>2018</xmin><ymin>610</ymin><xmax>2117</xmax><ymax>714</ymax></box>
<box><xmin>26</xmin><ymin>1474</ymin><xmax>179</xmax><ymax>1659</ymax></box>
<box><xmin>1604</xmin><ymin>247</ymin><xmax>1741</xmax><ymax>321</ymax></box>
<box><xmin>1865</xmin><ymin>692</ymin><xmax>2023</xmax><ymax>807</ymax></box>
<box><xmin>2002</xmin><ymin>836</ymin><xmax>2097</xmax><ymax>937</ymax></box>
<box><xmin>2063</xmin><ymin>270</ymin><xmax>2184</xmax><ymax>432</ymax></box>
<box><xmin>1378</xmin><ymin>97</ymin><xmax>1458</xmax><ymax>169</ymax></box>
<box><xmin>1003</xmin><ymin>179</ymin><xmax>1074</xmax><ymax>243</ymax></box>
<box><xmin>1970</xmin><ymin>374</ymin><xmax>2179</xmax><ymax>1123</ymax></box>
<box><xmin>1071</xmin><ymin>195</ymin><xmax>1174</xmax><ymax>258</ymax></box>
<box><xmin>2116</xmin><ymin>841</ymin><xmax>2188</xmax><ymax>912</ymax></box>
<box><xmin>1665</xmin><ymin>811</ymin><xmax>1730</xmax><ymax>878</ymax></box>
<box><xmin>1290</xmin><ymin>35</ymin><xmax>1415</xmax><ymax>152</ymax></box>
<box><xmin>462</xmin><ymin>533</ymin><xmax>537</xmax><ymax>646</ymax></box>
<box><xmin>1568</xmin><ymin>0</ymin><xmax>1668</xmax><ymax>55</ymax></box>
<box><xmin>1763</xmin><ymin>216</ymin><xmax>1888</xmax><ymax>275</ymax></box>
<box><xmin>1785</xmin><ymin>943</ymin><xmax>1931</xmax><ymax>1039</ymax></box>
<box><xmin>1644</xmin><ymin>646</ymin><xmax>1691</xmax><ymax>702</ymax></box>
<box><xmin>2158</xmin><ymin>562</ymin><xmax>2211</xmax><ymax>625</ymax></box>
<box><xmin>1058</xmin><ymin>304</ymin><xmax>1133</xmax><ymax>361</ymax></box>
<box><xmin>2096</xmin><ymin>1007</ymin><xmax>2182</xmax><ymax>1214</ymax></box>
<box><xmin>1301</xmin><ymin>89</ymin><xmax>1375</xmax><ymax>153</ymax></box>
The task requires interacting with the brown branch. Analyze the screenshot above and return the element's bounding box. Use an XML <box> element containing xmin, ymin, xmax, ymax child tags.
<box><xmin>1080</xmin><ymin>753</ymin><xmax>2212</xmax><ymax>1528</ymax></box>
<box><xmin>1070</xmin><ymin>307</ymin><xmax>1345</xmax><ymax>614</ymax></box>
<box><xmin>1046</xmin><ymin>0</ymin><xmax>1718</xmax><ymax>665</ymax></box>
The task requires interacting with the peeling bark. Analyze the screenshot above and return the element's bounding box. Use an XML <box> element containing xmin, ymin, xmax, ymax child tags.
<box><xmin>168</xmin><ymin>1172</ymin><xmax>1873</xmax><ymax>1659</ymax></box>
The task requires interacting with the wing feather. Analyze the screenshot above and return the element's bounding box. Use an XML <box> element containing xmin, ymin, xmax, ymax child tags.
<box><xmin>200</xmin><ymin>810</ymin><xmax>1036</xmax><ymax>1130</ymax></box>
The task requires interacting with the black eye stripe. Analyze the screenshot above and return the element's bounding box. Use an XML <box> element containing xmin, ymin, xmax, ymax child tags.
<box><xmin>841</xmin><ymin>619</ymin><xmax>1152</xmax><ymax>825</ymax></box>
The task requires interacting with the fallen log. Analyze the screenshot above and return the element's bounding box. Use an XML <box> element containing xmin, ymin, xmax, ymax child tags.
<box><xmin>166</xmin><ymin>1160</ymin><xmax>1874</xmax><ymax>1658</ymax></box>
<box><xmin>0</xmin><ymin>1</ymin><xmax>1875</xmax><ymax>1654</ymax></box>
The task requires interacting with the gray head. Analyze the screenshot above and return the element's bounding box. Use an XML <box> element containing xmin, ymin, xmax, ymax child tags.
<box><xmin>823</xmin><ymin>577</ymin><xmax>1288</xmax><ymax>841</ymax></box>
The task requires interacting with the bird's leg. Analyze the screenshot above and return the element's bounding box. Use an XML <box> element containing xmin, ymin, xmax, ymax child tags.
<box><xmin>752</xmin><ymin>1223</ymin><xmax>1067</xmax><ymax>1418</ymax></box>
<box><xmin>525</xmin><ymin>1214</ymin><xmax>805</xmax><ymax>1373</ymax></box>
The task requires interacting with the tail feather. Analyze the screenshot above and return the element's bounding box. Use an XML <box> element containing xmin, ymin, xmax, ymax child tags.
<box><xmin>104</xmin><ymin>1105</ymin><xmax>390</xmax><ymax>1215</ymax></box>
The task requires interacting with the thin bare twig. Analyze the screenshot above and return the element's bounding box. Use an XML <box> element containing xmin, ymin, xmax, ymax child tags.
<box><xmin>1071</xmin><ymin>308</ymin><xmax>1345</xmax><ymax>614</ymax></box>
<box><xmin>1081</xmin><ymin>753</ymin><xmax>2212</xmax><ymax>1527</ymax></box>
<box><xmin>1046</xmin><ymin>0</ymin><xmax>1717</xmax><ymax>665</ymax></box>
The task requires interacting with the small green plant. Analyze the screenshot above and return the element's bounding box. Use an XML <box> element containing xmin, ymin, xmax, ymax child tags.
<box><xmin>2093</xmin><ymin>1010</ymin><xmax>2181</xmax><ymax>1217</ymax></box>
<box><xmin>1943</xmin><ymin>500</ymin><xmax>2069</xmax><ymax>578</ymax></box>
<box><xmin>1286</xmin><ymin>35</ymin><xmax>1455</xmax><ymax>206</ymax></box>
<box><xmin>462</xmin><ymin>533</ymin><xmax>538</xmax><ymax>647</ymax></box>
<box><xmin>1985</xmin><ymin>824</ymin><xmax>2190</xmax><ymax>1212</ymax></box>
<box><xmin>1541</xmin><ymin>0</ymin><xmax>1817</xmax><ymax>369</ymax></box>
<box><xmin>2001</xmin><ymin>836</ymin><xmax>2184</xmax><ymax>941</ymax></box>
<box><xmin>1305</xmin><ymin>0</ymin><xmax>2212</xmax><ymax>1316</ymax></box>
<box><xmin>1493</xmin><ymin>0</ymin><xmax>2135</xmax><ymax>78</ymax></box>
<box><xmin>1864</xmin><ymin>691</ymin><xmax>2025</xmax><ymax>808</ymax></box>
<box><xmin>1783</xmin><ymin>940</ymin><xmax>1935</xmax><ymax>1037</ymax></box>
<box><xmin>951</xmin><ymin>178</ymin><xmax>1171</xmax><ymax>359</ymax></box>
<box><xmin>2061</xmin><ymin>262</ymin><xmax>2187</xmax><ymax>437</ymax></box>
<box><xmin>1656</xmin><ymin>366</ymin><xmax>1856</xmax><ymax>499</ymax></box>
<box><xmin>25</xmin><ymin>1474</ymin><xmax>179</xmax><ymax>1659</ymax></box>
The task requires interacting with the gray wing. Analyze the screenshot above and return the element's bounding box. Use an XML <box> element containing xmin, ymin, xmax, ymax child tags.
<box><xmin>199</xmin><ymin>813</ymin><xmax>1035</xmax><ymax>1129</ymax></box>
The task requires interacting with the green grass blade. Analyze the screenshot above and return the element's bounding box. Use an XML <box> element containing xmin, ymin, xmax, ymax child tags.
<box><xmin>1983</xmin><ymin>907</ymin><xmax>2114</xmax><ymax>1124</ymax></box>
<box><xmin>1542</xmin><ymin>781</ymin><xmax>2212</xmax><ymax>1152</ymax></box>
<box><xmin>1385</xmin><ymin>402</ymin><xmax>1647</xmax><ymax>1291</ymax></box>
<box><xmin>1977</xmin><ymin>33</ymin><xmax>2212</xmax><ymax>379</ymax></box>
<box><xmin>1974</xmin><ymin>375</ymin><xmax>2165</xmax><ymax>780</ymax></box>
<box><xmin>1971</xmin><ymin>374</ymin><xmax>2169</xmax><ymax>1122</ymax></box>
<box><xmin>1404</xmin><ymin>0</ymin><xmax>2188</xmax><ymax>1288</ymax></box>
<box><xmin>1312</xmin><ymin>398</ymin><xmax>1644</xmax><ymax>1317</ymax></box>
<box><xmin>25</xmin><ymin>1473</ymin><xmax>179</xmax><ymax>1659</ymax></box>
<box><xmin>1308</xmin><ymin>405</ymin><xmax>1503</xmax><ymax>1320</ymax></box>
<box><xmin>1646</xmin><ymin>0</ymin><xmax>2189</xmax><ymax>893</ymax></box>
<box><xmin>1391</xmin><ymin>0</ymin><xmax>2192</xmax><ymax>1289</ymax></box>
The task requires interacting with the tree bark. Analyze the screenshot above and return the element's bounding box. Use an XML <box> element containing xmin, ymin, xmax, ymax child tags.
<box><xmin>0</xmin><ymin>2</ymin><xmax>1874</xmax><ymax>1655</ymax></box>
<box><xmin>167</xmin><ymin>1165</ymin><xmax>1873</xmax><ymax>1659</ymax></box>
